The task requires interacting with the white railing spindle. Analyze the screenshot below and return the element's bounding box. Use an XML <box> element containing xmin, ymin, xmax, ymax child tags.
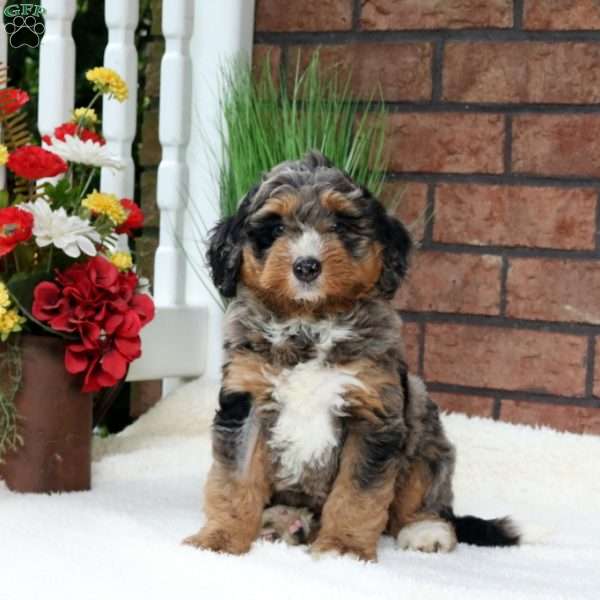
<box><xmin>100</xmin><ymin>0</ymin><xmax>139</xmax><ymax>198</ymax></box>
<box><xmin>154</xmin><ymin>0</ymin><xmax>194</xmax><ymax>393</ymax></box>
<box><xmin>38</xmin><ymin>0</ymin><xmax>76</xmax><ymax>139</ymax></box>
<box><xmin>0</xmin><ymin>0</ymin><xmax>8</xmax><ymax>76</ymax></box>
<box><xmin>185</xmin><ymin>0</ymin><xmax>256</xmax><ymax>383</ymax></box>
<box><xmin>0</xmin><ymin>0</ymin><xmax>8</xmax><ymax>188</ymax></box>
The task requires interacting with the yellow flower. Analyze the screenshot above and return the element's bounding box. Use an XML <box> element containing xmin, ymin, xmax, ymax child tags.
<box><xmin>110</xmin><ymin>251</ymin><xmax>133</xmax><ymax>271</ymax></box>
<box><xmin>0</xmin><ymin>281</ymin><xmax>9</xmax><ymax>309</ymax></box>
<box><xmin>0</xmin><ymin>308</ymin><xmax>25</xmax><ymax>341</ymax></box>
<box><xmin>86</xmin><ymin>67</ymin><xmax>128</xmax><ymax>103</ymax></box>
<box><xmin>82</xmin><ymin>191</ymin><xmax>127</xmax><ymax>225</ymax></box>
<box><xmin>71</xmin><ymin>107</ymin><xmax>99</xmax><ymax>126</ymax></box>
<box><xmin>0</xmin><ymin>144</ymin><xmax>8</xmax><ymax>166</ymax></box>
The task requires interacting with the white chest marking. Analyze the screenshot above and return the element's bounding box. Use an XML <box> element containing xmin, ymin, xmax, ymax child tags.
<box><xmin>267</xmin><ymin>359</ymin><xmax>361</xmax><ymax>484</ymax></box>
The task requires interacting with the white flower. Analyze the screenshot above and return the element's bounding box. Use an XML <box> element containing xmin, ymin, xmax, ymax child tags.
<box><xmin>103</xmin><ymin>232</ymin><xmax>129</xmax><ymax>253</ymax></box>
<box><xmin>101</xmin><ymin>231</ymin><xmax>128</xmax><ymax>256</ymax></box>
<box><xmin>47</xmin><ymin>135</ymin><xmax>124</xmax><ymax>170</ymax></box>
<box><xmin>22</xmin><ymin>199</ymin><xmax>102</xmax><ymax>258</ymax></box>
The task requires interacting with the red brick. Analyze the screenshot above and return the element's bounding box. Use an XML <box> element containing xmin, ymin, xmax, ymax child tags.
<box><xmin>524</xmin><ymin>0</ymin><xmax>600</xmax><ymax>30</ymax></box>
<box><xmin>513</xmin><ymin>115</ymin><xmax>600</xmax><ymax>178</ymax></box>
<box><xmin>381</xmin><ymin>181</ymin><xmax>428</xmax><ymax>243</ymax></box>
<box><xmin>360</xmin><ymin>0</ymin><xmax>512</xmax><ymax>30</ymax></box>
<box><xmin>507</xmin><ymin>259</ymin><xmax>600</xmax><ymax>324</ymax></box>
<box><xmin>402</xmin><ymin>322</ymin><xmax>421</xmax><ymax>374</ymax></box>
<box><xmin>289</xmin><ymin>43</ymin><xmax>433</xmax><ymax>101</ymax></box>
<box><xmin>444</xmin><ymin>42</ymin><xmax>600</xmax><ymax>104</ymax></box>
<box><xmin>396</xmin><ymin>252</ymin><xmax>502</xmax><ymax>315</ymax></box>
<box><xmin>424</xmin><ymin>324</ymin><xmax>587</xmax><ymax>397</ymax></box>
<box><xmin>433</xmin><ymin>184</ymin><xmax>597</xmax><ymax>251</ymax></box>
<box><xmin>430</xmin><ymin>392</ymin><xmax>494</xmax><ymax>418</ymax></box>
<box><xmin>500</xmin><ymin>400</ymin><xmax>600</xmax><ymax>435</ymax></box>
<box><xmin>253</xmin><ymin>45</ymin><xmax>282</xmax><ymax>87</ymax></box>
<box><xmin>256</xmin><ymin>0</ymin><xmax>352</xmax><ymax>31</ymax></box>
<box><xmin>385</xmin><ymin>113</ymin><xmax>504</xmax><ymax>174</ymax></box>
<box><xmin>594</xmin><ymin>337</ymin><xmax>600</xmax><ymax>398</ymax></box>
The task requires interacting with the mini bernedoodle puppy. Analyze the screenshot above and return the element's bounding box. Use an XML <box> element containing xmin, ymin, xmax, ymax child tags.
<box><xmin>184</xmin><ymin>151</ymin><xmax>519</xmax><ymax>560</ymax></box>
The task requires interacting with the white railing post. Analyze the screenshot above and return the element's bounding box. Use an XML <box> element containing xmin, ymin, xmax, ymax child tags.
<box><xmin>154</xmin><ymin>0</ymin><xmax>194</xmax><ymax>394</ymax></box>
<box><xmin>0</xmin><ymin>0</ymin><xmax>7</xmax><ymax>77</ymax></box>
<box><xmin>38</xmin><ymin>0</ymin><xmax>76</xmax><ymax>139</ymax></box>
<box><xmin>185</xmin><ymin>0</ymin><xmax>256</xmax><ymax>383</ymax></box>
<box><xmin>0</xmin><ymin>0</ymin><xmax>8</xmax><ymax>188</ymax></box>
<box><xmin>100</xmin><ymin>0</ymin><xmax>139</xmax><ymax>198</ymax></box>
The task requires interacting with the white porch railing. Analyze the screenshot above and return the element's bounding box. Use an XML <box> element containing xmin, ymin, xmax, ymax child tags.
<box><xmin>0</xmin><ymin>0</ymin><xmax>256</xmax><ymax>389</ymax></box>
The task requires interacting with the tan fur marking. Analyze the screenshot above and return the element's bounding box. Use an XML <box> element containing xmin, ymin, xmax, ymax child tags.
<box><xmin>341</xmin><ymin>359</ymin><xmax>399</xmax><ymax>424</ymax></box>
<box><xmin>223</xmin><ymin>351</ymin><xmax>278</xmax><ymax>403</ymax></box>
<box><xmin>241</xmin><ymin>240</ymin><xmax>300</xmax><ymax>316</ymax></box>
<box><xmin>321</xmin><ymin>239</ymin><xmax>383</xmax><ymax>301</ymax></box>
<box><xmin>256</xmin><ymin>194</ymin><xmax>300</xmax><ymax>218</ymax></box>
<box><xmin>183</xmin><ymin>434</ymin><xmax>271</xmax><ymax>554</ymax></box>
<box><xmin>320</xmin><ymin>190</ymin><xmax>360</xmax><ymax>216</ymax></box>
<box><xmin>240</xmin><ymin>246</ymin><xmax>263</xmax><ymax>293</ymax></box>
<box><xmin>311</xmin><ymin>432</ymin><xmax>397</xmax><ymax>561</ymax></box>
<box><xmin>387</xmin><ymin>461</ymin><xmax>432</xmax><ymax>537</ymax></box>
<box><xmin>241</xmin><ymin>231</ymin><xmax>383</xmax><ymax>319</ymax></box>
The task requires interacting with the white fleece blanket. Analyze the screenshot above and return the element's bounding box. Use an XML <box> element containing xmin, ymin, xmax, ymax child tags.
<box><xmin>1</xmin><ymin>379</ymin><xmax>599</xmax><ymax>600</ymax></box>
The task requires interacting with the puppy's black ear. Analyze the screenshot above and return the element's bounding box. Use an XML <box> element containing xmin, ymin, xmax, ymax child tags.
<box><xmin>206</xmin><ymin>189</ymin><xmax>255</xmax><ymax>298</ymax></box>
<box><xmin>374</xmin><ymin>206</ymin><xmax>413</xmax><ymax>298</ymax></box>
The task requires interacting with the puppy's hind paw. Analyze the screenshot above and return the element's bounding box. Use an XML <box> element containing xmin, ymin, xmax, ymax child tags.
<box><xmin>397</xmin><ymin>519</ymin><xmax>457</xmax><ymax>553</ymax></box>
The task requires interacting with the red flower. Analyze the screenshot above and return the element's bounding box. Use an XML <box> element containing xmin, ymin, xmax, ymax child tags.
<box><xmin>42</xmin><ymin>122</ymin><xmax>105</xmax><ymax>147</ymax></box>
<box><xmin>32</xmin><ymin>256</ymin><xmax>155</xmax><ymax>392</ymax></box>
<box><xmin>32</xmin><ymin>281</ymin><xmax>73</xmax><ymax>331</ymax></box>
<box><xmin>65</xmin><ymin>315</ymin><xmax>143</xmax><ymax>392</ymax></box>
<box><xmin>0</xmin><ymin>88</ymin><xmax>29</xmax><ymax>115</ymax></box>
<box><xmin>116</xmin><ymin>199</ymin><xmax>144</xmax><ymax>236</ymax></box>
<box><xmin>0</xmin><ymin>207</ymin><xmax>34</xmax><ymax>256</ymax></box>
<box><xmin>7</xmin><ymin>146</ymin><xmax>68</xmax><ymax>180</ymax></box>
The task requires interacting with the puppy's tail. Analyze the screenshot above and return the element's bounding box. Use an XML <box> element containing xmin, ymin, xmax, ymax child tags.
<box><xmin>442</xmin><ymin>509</ymin><xmax>520</xmax><ymax>547</ymax></box>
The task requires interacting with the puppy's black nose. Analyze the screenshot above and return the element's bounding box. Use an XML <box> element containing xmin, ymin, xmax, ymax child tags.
<box><xmin>293</xmin><ymin>257</ymin><xmax>321</xmax><ymax>282</ymax></box>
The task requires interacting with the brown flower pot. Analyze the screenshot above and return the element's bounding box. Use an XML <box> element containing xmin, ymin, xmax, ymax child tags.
<box><xmin>0</xmin><ymin>334</ymin><xmax>92</xmax><ymax>493</ymax></box>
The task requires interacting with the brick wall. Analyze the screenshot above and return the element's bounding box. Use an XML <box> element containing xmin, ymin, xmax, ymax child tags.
<box><xmin>255</xmin><ymin>0</ymin><xmax>600</xmax><ymax>434</ymax></box>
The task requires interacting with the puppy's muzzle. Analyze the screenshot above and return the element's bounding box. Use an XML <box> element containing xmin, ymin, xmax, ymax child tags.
<box><xmin>293</xmin><ymin>257</ymin><xmax>321</xmax><ymax>283</ymax></box>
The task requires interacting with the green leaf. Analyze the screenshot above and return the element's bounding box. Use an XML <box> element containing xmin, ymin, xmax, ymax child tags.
<box><xmin>8</xmin><ymin>270</ymin><xmax>52</xmax><ymax>312</ymax></box>
<box><xmin>0</xmin><ymin>190</ymin><xmax>9</xmax><ymax>209</ymax></box>
<box><xmin>44</xmin><ymin>178</ymin><xmax>83</xmax><ymax>211</ymax></box>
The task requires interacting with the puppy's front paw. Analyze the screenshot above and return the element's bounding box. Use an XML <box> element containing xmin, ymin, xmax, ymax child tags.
<box><xmin>183</xmin><ymin>527</ymin><xmax>252</xmax><ymax>555</ymax></box>
<box><xmin>396</xmin><ymin>519</ymin><xmax>457</xmax><ymax>553</ymax></box>
<box><xmin>311</xmin><ymin>536</ymin><xmax>376</xmax><ymax>562</ymax></box>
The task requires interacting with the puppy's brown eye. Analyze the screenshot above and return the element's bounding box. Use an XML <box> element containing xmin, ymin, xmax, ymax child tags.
<box><xmin>273</xmin><ymin>223</ymin><xmax>285</xmax><ymax>236</ymax></box>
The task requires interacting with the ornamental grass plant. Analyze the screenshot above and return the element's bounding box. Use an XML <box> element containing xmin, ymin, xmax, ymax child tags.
<box><xmin>218</xmin><ymin>51</ymin><xmax>389</xmax><ymax>218</ymax></box>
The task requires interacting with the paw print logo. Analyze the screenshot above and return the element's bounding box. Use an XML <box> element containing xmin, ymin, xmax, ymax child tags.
<box><xmin>5</xmin><ymin>15</ymin><xmax>45</xmax><ymax>49</ymax></box>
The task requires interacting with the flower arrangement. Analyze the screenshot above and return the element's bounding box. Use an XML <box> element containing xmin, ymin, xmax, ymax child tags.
<box><xmin>0</xmin><ymin>67</ymin><xmax>154</xmax><ymax>459</ymax></box>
